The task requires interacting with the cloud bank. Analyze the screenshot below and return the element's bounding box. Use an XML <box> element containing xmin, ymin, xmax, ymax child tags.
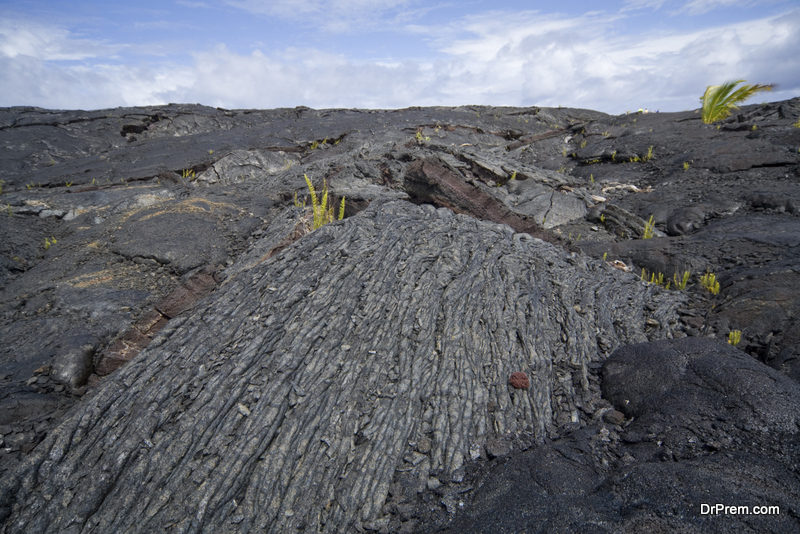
<box><xmin>1</xmin><ymin>1</ymin><xmax>798</xmax><ymax>113</ymax></box>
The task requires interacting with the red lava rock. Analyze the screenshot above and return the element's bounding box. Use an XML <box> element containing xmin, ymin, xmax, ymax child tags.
<box><xmin>508</xmin><ymin>372</ymin><xmax>530</xmax><ymax>389</ymax></box>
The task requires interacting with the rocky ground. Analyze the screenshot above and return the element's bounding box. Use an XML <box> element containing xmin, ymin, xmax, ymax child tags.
<box><xmin>0</xmin><ymin>99</ymin><xmax>798</xmax><ymax>532</ymax></box>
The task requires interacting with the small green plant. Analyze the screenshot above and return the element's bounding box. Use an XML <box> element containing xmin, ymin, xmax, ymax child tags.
<box><xmin>562</xmin><ymin>147</ymin><xmax>568</xmax><ymax>157</ymax></box>
<box><xmin>580</xmin><ymin>140</ymin><xmax>587</xmax><ymax>148</ymax></box>
<box><xmin>611</xmin><ymin>150</ymin><xmax>617</xmax><ymax>161</ymax></box>
<box><xmin>602</xmin><ymin>252</ymin><xmax>608</xmax><ymax>261</ymax></box>
<box><xmin>43</xmin><ymin>236</ymin><xmax>57</xmax><ymax>249</ymax></box>
<box><xmin>700</xmin><ymin>80</ymin><xmax>773</xmax><ymax>124</ymax></box>
<box><xmin>208</xmin><ymin>149</ymin><xmax>214</xmax><ymax>155</ymax></box>
<box><xmin>65</xmin><ymin>180</ymin><xmax>73</xmax><ymax>188</ymax></box>
<box><xmin>751</xmin><ymin>124</ymin><xmax>757</xmax><ymax>131</ymax></box>
<box><xmin>793</xmin><ymin>118</ymin><xmax>800</xmax><ymax>128</ymax></box>
<box><xmin>683</xmin><ymin>161</ymin><xmax>690</xmax><ymax>171</ymax></box>
<box><xmin>727</xmin><ymin>329</ymin><xmax>742</xmax><ymax>346</ymax></box>
<box><xmin>182</xmin><ymin>169</ymin><xmax>195</xmax><ymax>180</ymax></box>
<box><xmin>640</xmin><ymin>268</ymin><xmax>691</xmax><ymax>291</ymax></box>
<box><xmin>302</xmin><ymin>174</ymin><xmax>345</xmax><ymax>230</ymax></box>
<box><xmin>644</xmin><ymin>145</ymin><xmax>654</xmax><ymax>161</ymax></box>
<box><xmin>509</xmin><ymin>170</ymin><xmax>517</xmax><ymax>181</ymax></box>
<box><xmin>673</xmin><ymin>270</ymin><xmax>691</xmax><ymax>290</ymax></box>
<box><xmin>700</xmin><ymin>272</ymin><xmax>720</xmax><ymax>295</ymax></box>
<box><xmin>589</xmin><ymin>173</ymin><xmax>594</xmax><ymax>183</ymax></box>
<box><xmin>599</xmin><ymin>213</ymin><xmax>605</xmax><ymax>223</ymax></box>
<box><xmin>642</xmin><ymin>215</ymin><xmax>656</xmax><ymax>239</ymax></box>
<box><xmin>415</xmin><ymin>131</ymin><xmax>430</xmax><ymax>143</ymax></box>
<box><xmin>642</xmin><ymin>268</ymin><xmax>665</xmax><ymax>286</ymax></box>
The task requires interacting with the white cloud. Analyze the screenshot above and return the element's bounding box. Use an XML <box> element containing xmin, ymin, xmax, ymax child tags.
<box><xmin>0</xmin><ymin>19</ymin><xmax>120</xmax><ymax>61</ymax></box>
<box><xmin>410</xmin><ymin>7</ymin><xmax>800</xmax><ymax>112</ymax></box>
<box><xmin>183</xmin><ymin>44</ymin><xmax>440</xmax><ymax>109</ymax></box>
<box><xmin>223</xmin><ymin>0</ymin><xmax>426</xmax><ymax>32</ymax></box>
<box><xmin>678</xmin><ymin>0</ymin><xmax>757</xmax><ymax>15</ymax></box>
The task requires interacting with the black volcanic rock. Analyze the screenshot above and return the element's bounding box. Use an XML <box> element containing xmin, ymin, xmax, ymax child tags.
<box><xmin>1</xmin><ymin>99</ymin><xmax>799</xmax><ymax>532</ymax></box>
<box><xmin>437</xmin><ymin>338</ymin><xmax>800</xmax><ymax>534</ymax></box>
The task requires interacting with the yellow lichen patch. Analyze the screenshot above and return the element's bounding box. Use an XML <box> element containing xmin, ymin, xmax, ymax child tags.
<box><xmin>135</xmin><ymin>198</ymin><xmax>242</xmax><ymax>223</ymax></box>
<box><xmin>68</xmin><ymin>269</ymin><xmax>119</xmax><ymax>288</ymax></box>
<box><xmin>66</xmin><ymin>264</ymin><xmax>156</xmax><ymax>289</ymax></box>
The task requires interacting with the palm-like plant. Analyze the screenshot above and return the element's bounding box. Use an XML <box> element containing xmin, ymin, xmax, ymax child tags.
<box><xmin>700</xmin><ymin>80</ymin><xmax>773</xmax><ymax>124</ymax></box>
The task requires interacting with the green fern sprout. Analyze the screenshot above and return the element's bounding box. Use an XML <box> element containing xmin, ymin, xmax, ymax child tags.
<box><xmin>673</xmin><ymin>270</ymin><xmax>691</xmax><ymax>290</ymax></box>
<box><xmin>727</xmin><ymin>330</ymin><xmax>742</xmax><ymax>346</ymax></box>
<box><xmin>642</xmin><ymin>215</ymin><xmax>656</xmax><ymax>239</ymax></box>
<box><xmin>700</xmin><ymin>80</ymin><xmax>773</xmax><ymax>124</ymax></box>
<box><xmin>303</xmin><ymin>174</ymin><xmax>345</xmax><ymax>230</ymax></box>
<box><xmin>682</xmin><ymin>161</ymin><xmax>690</xmax><ymax>171</ymax></box>
<box><xmin>700</xmin><ymin>272</ymin><xmax>720</xmax><ymax>295</ymax></box>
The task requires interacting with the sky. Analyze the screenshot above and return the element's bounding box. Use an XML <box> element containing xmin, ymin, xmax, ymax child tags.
<box><xmin>1</xmin><ymin>0</ymin><xmax>798</xmax><ymax>114</ymax></box>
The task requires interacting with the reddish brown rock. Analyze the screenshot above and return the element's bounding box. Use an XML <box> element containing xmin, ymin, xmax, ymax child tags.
<box><xmin>509</xmin><ymin>371</ymin><xmax>530</xmax><ymax>389</ymax></box>
<box><xmin>404</xmin><ymin>158</ymin><xmax>565</xmax><ymax>247</ymax></box>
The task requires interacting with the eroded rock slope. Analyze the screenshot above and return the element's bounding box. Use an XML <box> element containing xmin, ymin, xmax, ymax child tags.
<box><xmin>0</xmin><ymin>99</ymin><xmax>799</xmax><ymax>532</ymax></box>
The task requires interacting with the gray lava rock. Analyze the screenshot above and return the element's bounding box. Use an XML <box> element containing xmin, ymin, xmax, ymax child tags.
<box><xmin>0</xmin><ymin>201</ymin><xmax>681</xmax><ymax>533</ymax></box>
<box><xmin>50</xmin><ymin>343</ymin><xmax>94</xmax><ymax>391</ymax></box>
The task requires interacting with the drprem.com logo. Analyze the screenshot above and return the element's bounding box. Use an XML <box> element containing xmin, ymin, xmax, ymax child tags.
<box><xmin>700</xmin><ymin>504</ymin><xmax>781</xmax><ymax>516</ymax></box>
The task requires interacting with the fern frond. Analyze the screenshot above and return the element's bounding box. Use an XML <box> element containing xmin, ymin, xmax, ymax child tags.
<box><xmin>701</xmin><ymin>80</ymin><xmax>773</xmax><ymax>124</ymax></box>
<box><xmin>304</xmin><ymin>174</ymin><xmax>318</xmax><ymax>209</ymax></box>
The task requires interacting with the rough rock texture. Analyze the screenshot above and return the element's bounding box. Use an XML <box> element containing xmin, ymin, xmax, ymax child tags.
<box><xmin>1</xmin><ymin>201</ymin><xmax>680</xmax><ymax>533</ymax></box>
<box><xmin>437</xmin><ymin>337</ymin><xmax>800</xmax><ymax>534</ymax></box>
<box><xmin>1</xmin><ymin>99</ymin><xmax>799</xmax><ymax>532</ymax></box>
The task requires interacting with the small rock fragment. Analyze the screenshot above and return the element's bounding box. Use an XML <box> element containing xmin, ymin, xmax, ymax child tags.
<box><xmin>508</xmin><ymin>372</ymin><xmax>529</xmax><ymax>389</ymax></box>
<box><xmin>603</xmin><ymin>409</ymin><xmax>626</xmax><ymax>425</ymax></box>
<box><xmin>485</xmin><ymin>438</ymin><xmax>511</xmax><ymax>459</ymax></box>
<box><xmin>52</xmin><ymin>344</ymin><xmax>95</xmax><ymax>390</ymax></box>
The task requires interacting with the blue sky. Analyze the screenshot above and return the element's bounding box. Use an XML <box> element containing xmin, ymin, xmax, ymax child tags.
<box><xmin>1</xmin><ymin>0</ymin><xmax>798</xmax><ymax>113</ymax></box>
